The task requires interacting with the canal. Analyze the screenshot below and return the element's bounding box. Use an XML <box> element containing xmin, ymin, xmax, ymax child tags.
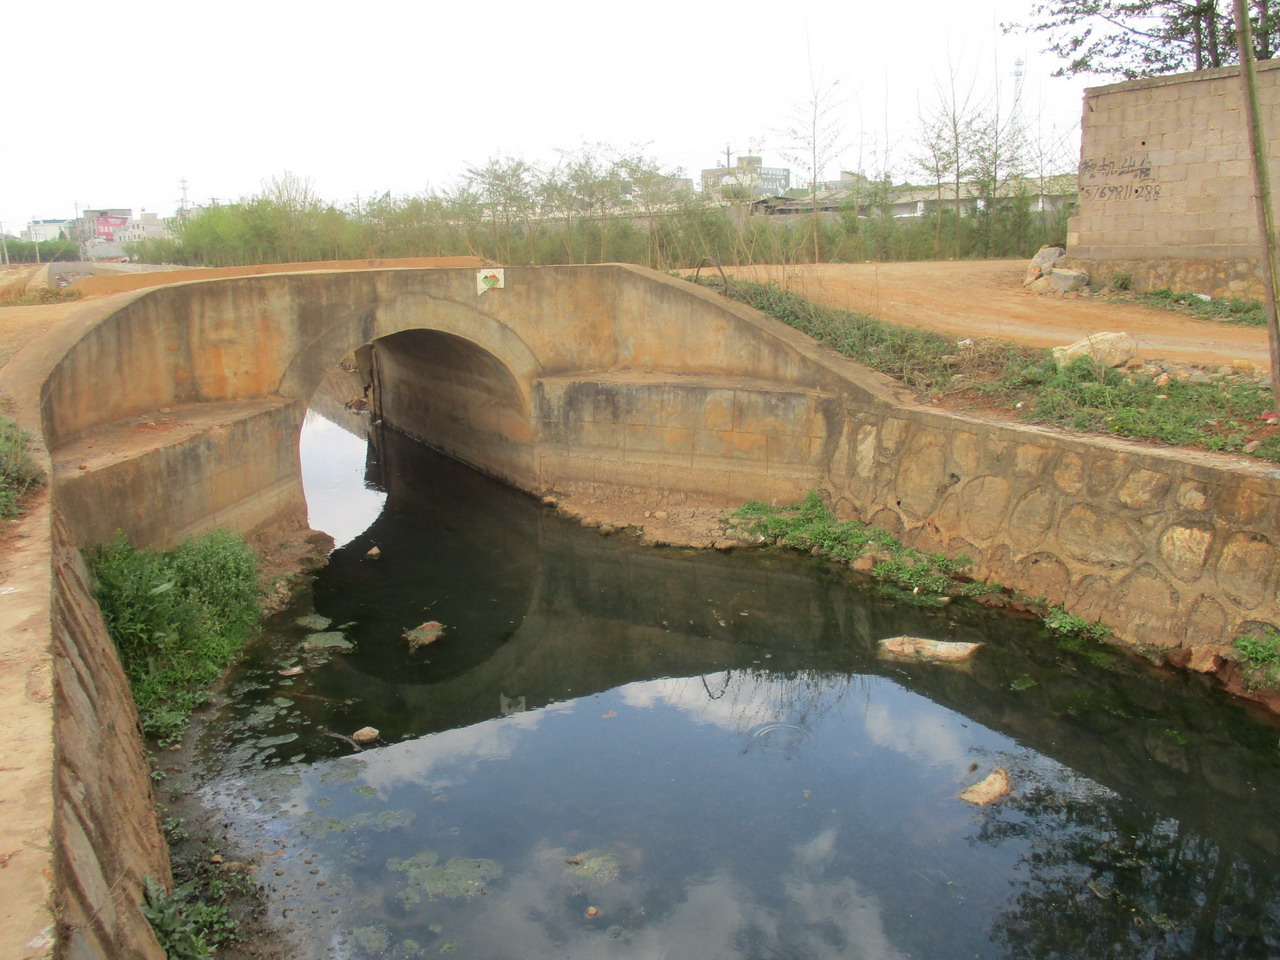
<box><xmin>177</xmin><ymin>410</ymin><xmax>1280</xmax><ymax>959</ymax></box>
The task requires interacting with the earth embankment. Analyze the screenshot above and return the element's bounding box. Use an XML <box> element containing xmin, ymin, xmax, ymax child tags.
<box><xmin>711</xmin><ymin>260</ymin><xmax>1271</xmax><ymax>372</ymax></box>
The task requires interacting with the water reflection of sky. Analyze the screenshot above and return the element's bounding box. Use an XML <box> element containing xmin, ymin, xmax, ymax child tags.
<box><xmin>208</xmin><ymin>670</ymin><xmax>1032</xmax><ymax>959</ymax></box>
<box><xmin>299</xmin><ymin>412</ymin><xmax>386</xmax><ymax>548</ymax></box>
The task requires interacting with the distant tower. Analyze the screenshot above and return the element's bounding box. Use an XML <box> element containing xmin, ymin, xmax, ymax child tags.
<box><xmin>1011</xmin><ymin>58</ymin><xmax>1026</xmax><ymax>125</ymax></box>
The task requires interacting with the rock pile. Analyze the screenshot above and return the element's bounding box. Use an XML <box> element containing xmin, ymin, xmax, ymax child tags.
<box><xmin>1024</xmin><ymin>244</ymin><xmax>1089</xmax><ymax>294</ymax></box>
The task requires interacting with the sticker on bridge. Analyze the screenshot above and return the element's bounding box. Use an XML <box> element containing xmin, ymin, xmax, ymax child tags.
<box><xmin>476</xmin><ymin>268</ymin><xmax>505</xmax><ymax>295</ymax></box>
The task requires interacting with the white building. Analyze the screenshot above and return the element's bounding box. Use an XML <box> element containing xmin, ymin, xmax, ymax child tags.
<box><xmin>119</xmin><ymin>212</ymin><xmax>171</xmax><ymax>244</ymax></box>
<box><xmin>23</xmin><ymin>219</ymin><xmax>74</xmax><ymax>242</ymax></box>
<box><xmin>701</xmin><ymin>156</ymin><xmax>791</xmax><ymax>199</ymax></box>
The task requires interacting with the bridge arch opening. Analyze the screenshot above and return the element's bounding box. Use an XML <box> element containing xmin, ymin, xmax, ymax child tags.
<box><xmin>358</xmin><ymin>328</ymin><xmax>537</xmax><ymax>491</ymax></box>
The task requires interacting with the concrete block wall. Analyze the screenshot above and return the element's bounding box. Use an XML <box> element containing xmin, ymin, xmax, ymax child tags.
<box><xmin>1068</xmin><ymin>59</ymin><xmax>1280</xmax><ymax>297</ymax></box>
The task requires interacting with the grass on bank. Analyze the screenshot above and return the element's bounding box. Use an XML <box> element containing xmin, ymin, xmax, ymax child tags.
<box><xmin>0</xmin><ymin>417</ymin><xmax>42</xmax><ymax>517</ymax></box>
<box><xmin>88</xmin><ymin>530</ymin><xmax>261</xmax><ymax>744</ymax></box>
<box><xmin>0</xmin><ymin>286</ymin><xmax>83</xmax><ymax>307</ymax></box>
<box><xmin>729</xmin><ymin>492</ymin><xmax>1113</xmax><ymax>648</ymax></box>
<box><xmin>1234</xmin><ymin>630</ymin><xmax>1280</xmax><ymax>690</ymax></box>
<box><xmin>692</xmin><ymin>277</ymin><xmax>1280</xmax><ymax>462</ymax></box>
<box><xmin>1130</xmin><ymin>286</ymin><xmax>1268</xmax><ymax>327</ymax></box>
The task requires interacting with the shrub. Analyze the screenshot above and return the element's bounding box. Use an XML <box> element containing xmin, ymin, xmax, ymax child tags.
<box><xmin>0</xmin><ymin>418</ymin><xmax>42</xmax><ymax>518</ymax></box>
<box><xmin>88</xmin><ymin>531</ymin><xmax>261</xmax><ymax>742</ymax></box>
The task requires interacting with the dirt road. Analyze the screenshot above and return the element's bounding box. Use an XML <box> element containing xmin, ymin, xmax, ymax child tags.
<box><xmin>713</xmin><ymin>260</ymin><xmax>1272</xmax><ymax>372</ymax></box>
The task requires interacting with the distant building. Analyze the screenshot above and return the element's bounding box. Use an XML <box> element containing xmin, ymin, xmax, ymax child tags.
<box><xmin>23</xmin><ymin>219</ymin><xmax>74</xmax><ymax>243</ymax></box>
<box><xmin>752</xmin><ymin>173</ymin><xmax>1078</xmax><ymax>219</ymax></box>
<box><xmin>119</xmin><ymin>212</ymin><xmax>171</xmax><ymax>244</ymax></box>
<box><xmin>25</xmin><ymin>207</ymin><xmax>177</xmax><ymax>259</ymax></box>
<box><xmin>701</xmin><ymin>156</ymin><xmax>791</xmax><ymax>199</ymax></box>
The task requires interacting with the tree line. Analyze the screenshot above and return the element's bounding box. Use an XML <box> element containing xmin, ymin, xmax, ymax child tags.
<box><xmin>130</xmin><ymin>146</ymin><xmax>1073</xmax><ymax>271</ymax></box>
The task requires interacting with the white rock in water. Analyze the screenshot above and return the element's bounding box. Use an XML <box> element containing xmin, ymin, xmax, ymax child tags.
<box><xmin>959</xmin><ymin>768</ymin><xmax>1011</xmax><ymax>805</ymax></box>
<box><xmin>877</xmin><ymin>636</ymin><xmax>982</xmax><ymax>663</ymax></box>
<box><xmin>352</xmin><ymin>726</ymin><xmax>380</xmax><ymax>744</ymax></box>
<box><xmin>366</xmin><ymin>546</ymin><xmax>381</xmax><ymax>559</ymax></box>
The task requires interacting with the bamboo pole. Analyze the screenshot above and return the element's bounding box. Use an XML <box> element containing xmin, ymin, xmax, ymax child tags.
<box><xmin>1234</xmin><ymin>0</ymin><xmax>1280</xmax><ymax>412</ymax></box>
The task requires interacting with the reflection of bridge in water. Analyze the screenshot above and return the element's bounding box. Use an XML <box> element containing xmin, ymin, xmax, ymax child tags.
<box><xmin>308</xmin><ymin>426</ymin><xmax>1280</xmax><ymax>865</ymax></box>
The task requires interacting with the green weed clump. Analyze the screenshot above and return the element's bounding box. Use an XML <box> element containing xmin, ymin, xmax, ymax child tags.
<box><xmin>0</xmin><ymin>418</ymin><xmax>42</xmax><ymax>518</ymax></box>
<box><xmin>142</xmin><ymin>875</ymin><xmax>236</xmax><ymax>960</ymax></box>
<box><xmin>1234</xmin><ymin>630</ymin><xmax>1280</xmax><ymax>690</ymax></box>
<box><xmin>1138</xmin><ymin>288</ymin><xmax>1267</xmax><ymax>327</ymax></box>
<box><xmin>1042</xmin><ymin>605</ymin><xmax>1113</xmax><ymax>643</ymax></box>
<box><xmin>88</xmin><ymin>530</ymin><xmax>261</xmax><ymax>743</ymax></box>
<box><xmin>729</xmin><ymin>492</ymin><xmax>974</xmax><ymax>598</ymax></box>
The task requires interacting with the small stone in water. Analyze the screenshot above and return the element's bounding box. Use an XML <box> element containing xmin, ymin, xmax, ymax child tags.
<box><xmin>278</xmin><ymin>666</ymin><xmax>303</xmax><ymax>677</ymax></box>
<box><xmin>406</xmin><ymin>621</ymin><xmax>446</xmax><ymax>650</ymax></box>
<box><xmin>352</xmin><ymin>727</ymin><xmax>380</xmax><ymax>743</ymax></box>
<box><xmin>366</xmin><ymin>546</ymin><xmax>381</xmax><ymax>559</ymax></box>
<box><xmin>585</xmin><ymin>906</ymin><xmax>599</xmax><ymax>918</ymax></box>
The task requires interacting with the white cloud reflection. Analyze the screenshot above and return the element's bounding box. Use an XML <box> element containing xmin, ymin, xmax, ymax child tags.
<box><xmin>299</xmin><ymin>412</ymin><xmax>386</xmax><ymax>548</ymax></box>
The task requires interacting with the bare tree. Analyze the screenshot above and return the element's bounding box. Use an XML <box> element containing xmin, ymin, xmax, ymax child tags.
<box><xmin>778</xmin><ymin>51</ymin><xmax>848</xmax><ymax>263</ymax></box>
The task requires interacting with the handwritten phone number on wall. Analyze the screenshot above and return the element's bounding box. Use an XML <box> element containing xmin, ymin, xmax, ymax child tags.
<box><xmin>1080</xmin><ymin>184</ymin><xmax>1163</xmax><ymax>201</ymax></box>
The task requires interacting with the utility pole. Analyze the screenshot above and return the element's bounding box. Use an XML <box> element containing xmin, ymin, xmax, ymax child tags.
<box><xmin>1234</xmin><ymin>0</ymin><xmax>1280</xmax><ymax>414</ymax></box>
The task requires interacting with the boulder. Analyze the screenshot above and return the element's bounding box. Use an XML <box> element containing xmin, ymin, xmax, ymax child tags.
<box><xmin>1027</xmin><ymin>267</ymin><xmax>1089</xmax><ymax>294</ymax></box>
<box><xmin>1024</xmin><ymin>244</ymin><xmax>1066</xmax><ymax>285</ymax></box>
<box><xmin>877</xmin><ymin>636</ymin><xmax>982</xmax><ymax>663</ymax></box>
<box><xmin>1051</xmin><ymin>332</ymin><xmax>1138</xmax><ymax>368</ymax></box>
<box><xmin>352</xmin><ymin>726</ymin><xmax>380</xmax><ymax>744</ymax></box>
<box><xmin>959</xmin><ymin>768</ymin><xmax>1011</xmax><ymax>805</ymax></box>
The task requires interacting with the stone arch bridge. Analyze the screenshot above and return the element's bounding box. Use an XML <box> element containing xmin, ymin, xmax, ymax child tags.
<box><xmin>8</xmin><ymin>262</ymin><xmax>1280</xmax><ymax>653</ymax></box>
<box><xmin>4</xmin><ymin>261</ymin><xmax>1280</xmax><ymax>959</ymax></box>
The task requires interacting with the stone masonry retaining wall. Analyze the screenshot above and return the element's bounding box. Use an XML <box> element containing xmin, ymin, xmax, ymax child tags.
<box><xmin>1067</xmin><ymin>58</ymin><xmax>1280</xmax><ymax>298</ymax></box>
<box><xmin>826</xmin><ymin>405</ymin><xmax>1280</xmax><ymax>659</ymax></box>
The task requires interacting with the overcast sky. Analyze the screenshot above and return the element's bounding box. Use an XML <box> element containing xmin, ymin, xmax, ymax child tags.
<box><xmin>0</xmin><ymin>0</ymin><xmax>1092</xmax><ymax>233</ymax></box>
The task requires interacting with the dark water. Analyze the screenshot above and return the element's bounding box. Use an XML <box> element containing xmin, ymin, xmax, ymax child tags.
<box><xmin>187</xmin><ymin>414</ymin><xmax>1280</xmax><ymax>960</ymax></box>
